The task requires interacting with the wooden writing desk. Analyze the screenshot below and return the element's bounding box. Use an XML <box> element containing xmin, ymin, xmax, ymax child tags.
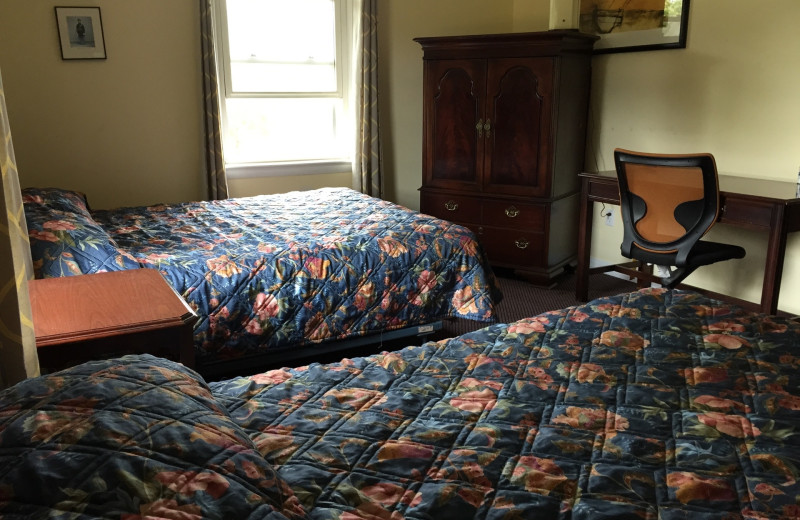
<box><xmin>577</xmin><ymin>171</ymin><xmax>800</xmax><ymax>314</ymax></box>
<box><xmin>30</xmin><ymin>269</ymin><xmax>198</xmax><ymax>371</ymax></box>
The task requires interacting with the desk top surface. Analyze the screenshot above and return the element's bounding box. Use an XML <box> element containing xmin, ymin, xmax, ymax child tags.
<box><xmin>582</xmin><ymin>170</ymin><xmax>798</xmax><ymax>202</ymax></box>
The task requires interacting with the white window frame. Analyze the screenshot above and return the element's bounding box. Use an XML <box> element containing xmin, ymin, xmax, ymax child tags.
<box><xmin>212</xmin><ymin>0</ymin><xmax>355</xmax><ymax>179</ymax></box>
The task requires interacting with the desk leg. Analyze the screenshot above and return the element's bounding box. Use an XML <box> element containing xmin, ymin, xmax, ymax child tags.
<box><xmin>576</xmin><ymin>178</ymin><xmax>593</xmax><ymax>302</ymax></box>
<box><xmin>762</xmin><ymin>205</ymin><xmax>788</xmax><ymax>314</ymax></box>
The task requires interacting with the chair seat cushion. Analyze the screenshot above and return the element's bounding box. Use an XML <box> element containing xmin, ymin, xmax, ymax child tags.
<box><xmin>632</xmin><ymin>240</ymin><xmax>746</xmax><ymax>268</ymax></box>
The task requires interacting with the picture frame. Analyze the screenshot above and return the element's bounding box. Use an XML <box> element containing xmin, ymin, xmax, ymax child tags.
<box><xmin>54</xmin><ymin>6</ymin><xmax>106</xmax><ymax>60</ymax></box>
<box><xmin>579</xmin><ymin>0</ymin><xmax>690</xmax><ymax>54</ymax></box>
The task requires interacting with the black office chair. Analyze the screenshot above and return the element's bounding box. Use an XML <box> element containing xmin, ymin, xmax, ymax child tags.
<box><xmin>614</xmin><ymin>148</ymin><xmax>746</xmax><ymax>288</ymax></box>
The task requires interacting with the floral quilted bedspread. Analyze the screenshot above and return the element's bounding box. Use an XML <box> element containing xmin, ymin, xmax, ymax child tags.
<box><xmin>1</xmin><ymin>289</ymin><xmax>799</xmax><ymax>518</ymax></box>
<box><xmin>0</xmin><ymin>356</ymin><xmax>308</xmax><ymax>519</ymax></box>
<box><xmin>88</xmin><ymin>188</ymin><xmax>498</xmax><ymax>366</ymax></box>
<box><xmin>209</xmin><ymin>288</ymin><xmax>800</xmax><ymax>519</ymax></box>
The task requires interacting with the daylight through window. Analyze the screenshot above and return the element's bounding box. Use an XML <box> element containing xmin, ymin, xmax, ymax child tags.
<box><xmin>214</xmin><ymin>0</ymin><xmax>353</xmax><ymax>174</ymax></box>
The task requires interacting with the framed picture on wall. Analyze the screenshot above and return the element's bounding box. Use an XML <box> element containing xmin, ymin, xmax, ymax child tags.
<box><xmin>579</xmin><ymin>0</ymin><xmax>690</xmax><ymax>54</ymax></box>
<box><xmin>55</xmin><ymin>6</ymin><xmax>107</xmax><ymax>60</ymax></box>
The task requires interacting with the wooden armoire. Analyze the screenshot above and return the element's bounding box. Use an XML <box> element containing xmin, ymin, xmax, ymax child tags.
<box><xmin>416</xmin><ymin>31</ymin><xmax>597</xmax><ymax>285</ymax></box>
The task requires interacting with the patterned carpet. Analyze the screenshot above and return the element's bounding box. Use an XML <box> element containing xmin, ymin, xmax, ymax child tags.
<box><xmin>435</xmin><ymin>269</ymin><xmax>637</xmax><ymax>339</ymax></box>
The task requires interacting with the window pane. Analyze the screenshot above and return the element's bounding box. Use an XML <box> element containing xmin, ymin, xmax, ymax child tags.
<box><xmin>225</xmin><ymin>0</ymin><xmax>336</xmax><ymax>93</ymax></box>
<box><xmin>231</xmin><ymin>63</ymin><xmax>336</xmax><ymax>93</ymax></box>
<box><xmin>224</xmin><ymin>98</ymin><xmax>344</xmax><ymax>163</ymax></box>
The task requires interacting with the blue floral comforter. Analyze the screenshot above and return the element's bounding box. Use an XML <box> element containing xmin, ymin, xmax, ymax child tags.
<box><xmin>0</xmin><ymin>355</ymin><xmax>308</xmax><ymax>519</ymax></box>
<box><xmin>23</xmin><ymin>187</ymin><xmax>499</xmax><ymax>368</ymax></box>
<box><xmin>210</xmin><ymin>288</ymin><xmax>800</xmax><ymax>519</ymax></box>
<box><xmin>2</xmin><ymin>289</ymin><xmax>799</xmax><ymax>518</ymax></box>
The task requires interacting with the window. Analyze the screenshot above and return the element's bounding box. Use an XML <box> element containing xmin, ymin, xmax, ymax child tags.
<box><xmin>213</xmin><ymin>0</ymin><xmax>354</xmax><ymax>177</ymax></box>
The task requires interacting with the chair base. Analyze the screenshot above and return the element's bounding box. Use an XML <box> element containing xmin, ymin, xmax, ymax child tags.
<box><xmin>587</xmin><ymin>262</ymin><xmax>770</xmax><ymax>313</ymax></box>
<box><xmin>654</xmin><ymin>264</ymin><xmax>693</xmax><ymax>288</ymax></box>
<box><xmin>625</xmin><ymin>239</ymin><xmax>746</xmax><ymax>289</ymax></box>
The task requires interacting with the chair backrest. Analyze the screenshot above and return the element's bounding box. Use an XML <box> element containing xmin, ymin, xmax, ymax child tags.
<box><xmin>614</xmin><ymin>148</ymin><xmax>720</xmax><ymax>266</ymax></box>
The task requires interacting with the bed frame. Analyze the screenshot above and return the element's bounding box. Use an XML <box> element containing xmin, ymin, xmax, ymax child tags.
<box><xmin>196</xmin><ymin>320</ymin><xmax>443</xmax><ymax>379</ymax></box>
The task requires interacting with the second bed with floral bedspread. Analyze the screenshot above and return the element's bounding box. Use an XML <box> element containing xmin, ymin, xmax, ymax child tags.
<box><xmin>1</xmin><ymin>289</ymin><xmax>798</xmax><ymax>518</ymax></box>
<box><xmin>210</xmin><ymin>288</ymin><xmax>800</xmax><ymax>518</ymax></box>
<box><xmin>24</xmin><ymin>187</ymin><xmax>499</xmax><ymax>370</ymax></box>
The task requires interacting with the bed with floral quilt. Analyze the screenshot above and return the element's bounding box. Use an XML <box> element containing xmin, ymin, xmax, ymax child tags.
<box><xmin>2</xmin><ymin>288</ymin><xmax>798</xmax><ymax>518</ymax></box>
<box><xmin>22</xmin><ymin>186</ymin><xmax>499</xmax><ymax>374</ymax></box>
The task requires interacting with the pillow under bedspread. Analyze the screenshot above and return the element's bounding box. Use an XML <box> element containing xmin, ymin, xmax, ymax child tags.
<box><xmin>0</xmin><ymin>355</ymin><xmax>307</xmax><ymax>519</ymax></box>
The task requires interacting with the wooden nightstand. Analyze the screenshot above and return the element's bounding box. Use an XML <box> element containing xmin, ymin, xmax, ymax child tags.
<box><xmin>30</xmin><ymin>269</ymin><xmax>198</xmax><ymax>372</ymax></box>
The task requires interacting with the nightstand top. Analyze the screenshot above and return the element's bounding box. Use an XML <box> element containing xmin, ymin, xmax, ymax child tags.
<box><xmin>30</xmin><ymin>269</ymin><xmax>197</xmax><ymax>347</ymax></box>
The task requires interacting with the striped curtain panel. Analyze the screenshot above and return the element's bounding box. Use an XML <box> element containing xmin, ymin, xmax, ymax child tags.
<box><xmin>200</xmin><ymin>0</ymin><xmax>229</xmax><ymax>200</ymax></box>
<box><xmin>0</xmin><ymin>68</ymin><xmax>40</xmax><ymax>388</ymax></box>
<box><xmin>353</xmin><ymin>0</ymin><xmax>383</xmax><ymax>198</ymax></box>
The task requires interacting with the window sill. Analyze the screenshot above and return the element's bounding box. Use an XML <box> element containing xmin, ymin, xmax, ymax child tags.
<box><xmin>225</xmin><ymin>160</ymin><xmax>353</xmax><ymax>179</ymax></box>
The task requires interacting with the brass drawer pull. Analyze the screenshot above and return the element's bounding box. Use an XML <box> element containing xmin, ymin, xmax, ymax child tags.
<box><xmin>444</xmin><ymin>200</ymin><xmax>458</xmax><ymax>211</ymax></box>
<box><xmin>477</xmin><ymin>226</ymin><xmax>484</xmax><ymax>235</ymax></box>
<box><xmin>515</xmin><ymin>238</ymin><xmax>529</xmax><ymax>249</ymax></box>
<box><xmin>484</xmin><ymin>118</ymin><xmax>491</xmax><ymax>138</ymax></box>
<box><xmin>476</xmin><ymin>119</ymin><xmax>483</xmax><ymax>138</ymax></box>
<box><xmin>505</xmin><ymin>205</ymin><xmax>520</xmax><ymax>218</ymax></box>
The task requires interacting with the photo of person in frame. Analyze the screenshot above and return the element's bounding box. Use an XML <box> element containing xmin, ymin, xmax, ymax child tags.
<box><xmin>67</xmin><ymin>16</ymin><xmax>95</xmax><ymax>47</ymax></box>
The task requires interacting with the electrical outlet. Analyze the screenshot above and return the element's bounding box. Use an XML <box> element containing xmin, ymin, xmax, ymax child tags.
<box><xmin>604</xmin><ymin>208</ymin><xmax>614</xmax><ymax>226</ymax></box>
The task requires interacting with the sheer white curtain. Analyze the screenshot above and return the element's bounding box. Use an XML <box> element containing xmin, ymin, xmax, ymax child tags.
<box><xmin>0</xmin><ymin>67</ymin><xmax>40</xmax><ymax>388</ymax></box>
<box><xmin>351</xmin><ymin>0</ymin><xmax>383</xmax><ymax>198</ymax></box>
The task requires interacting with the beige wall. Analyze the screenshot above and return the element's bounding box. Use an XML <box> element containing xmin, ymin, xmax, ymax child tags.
<box><xmin>512</xmin><ymin>0</ymin><xmax>551</xmax><ymax>31</ymax></box>
<box><xmin>1</xmin><ymin>1</ymin><xmax>798</xmax><ymax>312</ymax></box>
<box><xmin>0</xmin><ymin>1</ymin><xmax>205</xmax><ymax>209</ymax></box>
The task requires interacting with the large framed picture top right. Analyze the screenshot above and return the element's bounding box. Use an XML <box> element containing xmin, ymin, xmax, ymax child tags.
<box><xmin>579</xmin><ymin>0</ymin><xmax>690</xmax><ymax>54</ymax></box>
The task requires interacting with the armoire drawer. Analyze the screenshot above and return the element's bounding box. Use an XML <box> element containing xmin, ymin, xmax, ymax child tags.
<box><xmin>420</xmin><ymin>193</ymin><xmax>481</xmax><ymax>225</ymax></box>
<box><xmin>476</xmin><ymin>227</ymin><xmax>545</xmax><ymax>267</ymax></box>
<box><xmin>481</xmin><ymin>200</ymin><xmax>545</xmax><ymax>230</ymax></box>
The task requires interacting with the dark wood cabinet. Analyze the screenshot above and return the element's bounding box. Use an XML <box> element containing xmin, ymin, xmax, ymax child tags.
<box><xmin>416</xmin><ymin>31</ymin><xmax>597</xmax><ymax>285</ymax></box>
